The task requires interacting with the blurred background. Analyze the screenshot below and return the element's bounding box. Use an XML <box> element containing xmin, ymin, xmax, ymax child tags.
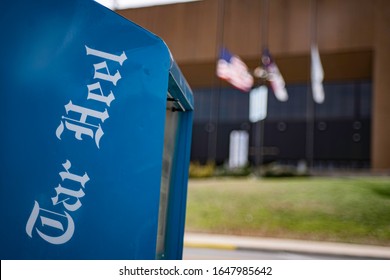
<box><xmin>101</xmin><ymin>0</ymin><xmax>390</xmax><ymax>174</ymax></box>
<box><xmin>97</xmin><ymin>0</ymin><xmax>390</xmax><ymax>257</ymax></box>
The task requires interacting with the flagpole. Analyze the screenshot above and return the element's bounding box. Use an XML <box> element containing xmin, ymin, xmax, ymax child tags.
<box><xmin>208</xmin><ymin>0</ymin><xmax>225</xmax><ymax>164</ymax></box>
<box><xmin>306</xmin><ymin>0</ymin><xmax>318</xmax><ymax>172</ymax></box>
<box><xmin>254</xmin><ymin>0</ymin><xmax>270</xmax><ymax>176</ymax></box>
<box><xmin>261</xmin><ymin>0</ymin><xmax>269</xmax><ymax>53</ymax></box>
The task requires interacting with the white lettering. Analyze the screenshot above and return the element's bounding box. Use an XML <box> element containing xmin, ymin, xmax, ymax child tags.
<box><xmin>65</xmin><ymin>100</ymin><xmax>109</xmax><ymax>123</ymax></box>
<box><xmin>85</xmin><ymin>45</ymin><xmax>127</xmax><ymax>66</ymax></box>
<box><xmin>26</xmin><ymin>201</ymin><xmax>75</xmax><ymax>245</ymax></box>
<box><xmin>51</xmin><ymin>184</ymin><xmax>85</xmax><ymax>212</ymax></box>
<box><xmin>59</xmin><ymin>160</ymin><xmax>90</xmax><ymax>188</ymax></box>
<box><xmin>93</xmin><ymin>61</ymin><xmax>122</xmax><ymax>86</ymax></box>
<box><xmin>56</xmin><ymin>100</ymin><xmax>108</xmax><ymax>148</ymax></box>
<box><xmin>55</xmin><ymin>46</ymin><xmax>126</xmax><ymax>148</ymax></box>
<box><xmin>28</xmin><ymin>45</ymin><xmax>127</xmax><ymax>245</ymax></box>
<box><xmin>87</xmin><ymin>82</ymin><xmax>115</xmax><ymax>107</ymax></box>
<box><xmin>26</xmin><ymin>160</ymin><xmax>89</xmax><ymax>245</ymax></box>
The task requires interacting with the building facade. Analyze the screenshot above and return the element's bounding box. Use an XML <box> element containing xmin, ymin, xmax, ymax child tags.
<box><xmin>118</xmin><ymin>0</ymin><xmax>390</xmax><ymax>171</ymax></box>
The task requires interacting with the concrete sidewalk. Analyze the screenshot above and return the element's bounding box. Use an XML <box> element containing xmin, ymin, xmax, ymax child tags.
<box><xmin>184</xmin><ymin>232</ymin><xmax>390</xmax><ymax>259</ymax></box>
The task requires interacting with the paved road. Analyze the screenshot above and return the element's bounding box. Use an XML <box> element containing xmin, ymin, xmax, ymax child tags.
<box><xmin>183</xmin><ymin>232</ymin><xmax>390</xmax><ymax>260</ymax></box>
<box><xmin>183</xmin><ymin>247</ymin><xmax>374</xmax><ymax>260</ymax></box>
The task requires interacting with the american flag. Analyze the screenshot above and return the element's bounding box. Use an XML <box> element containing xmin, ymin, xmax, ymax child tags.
<box><xmin>216</xmin><ymin>48</ymin><xmax>254</xmax><ymax>92</ymax></box>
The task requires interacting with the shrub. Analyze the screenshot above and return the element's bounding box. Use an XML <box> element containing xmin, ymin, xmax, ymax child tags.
<box><xmin>189</xmin><ymin>161</ymin><xmax>216</xmax><ymax>178</ymax></box>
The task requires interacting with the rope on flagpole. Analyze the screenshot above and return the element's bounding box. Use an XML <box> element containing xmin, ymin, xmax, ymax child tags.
<box><xmin>306</xmin><ymin>0</ymin><xmax>319</xmax><ymax>172</ymax></box>
<box><xmin>207</xmin><ymin>0</ymin><xmax>226</xmax><ymax>164</ymax></box>
<box><xmin>253</xmin><ymin>0</ymin><xmax>270</xmax><ymax>176</ymax></box>
<box><xmin>261</xmin><ymin>0</ymin><xmax>269</xmax><ymax>52</ymax></box>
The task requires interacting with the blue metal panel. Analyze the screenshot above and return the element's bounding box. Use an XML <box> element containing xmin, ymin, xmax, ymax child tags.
<box><xmin>0</xmin><ymin>0</ymin><xmax>193</xmax><ymax>259</ymax></box>
<box><xmin>164</xmin><ymin>111</ymin><xmax>193</xmax><ymax>259</ymax></box>
<box><xmin>168</xmin><ymin>60</ymin><xmax>194</xmax><ymax>111</ymax></box>
<box><xmin>162</xmin><ymin>54</ymin><xmax>194</xmax><ymax>260</ymax></box>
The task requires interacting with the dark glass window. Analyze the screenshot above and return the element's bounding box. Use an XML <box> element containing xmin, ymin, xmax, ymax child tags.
<box><xmin>315</xmin><ymin>83</ymin><xmax>355</xmax><ymax>119</ymax></box>
<box><xmin>193</xmin><ymin>87</ymin><xmax>249</xmax><ymax>123</ymax></box>
<box><xmin>267</xmin><ymin>84</ymin><xmax>307</xmax><ymax>120</ymax></box>
<box><xmin>359</xmin><ymin>81</ymin><xmax>372</xmax><ymax>118</ymax></box>
<box><xmin>192</xmin><ymin>81</ymin><xmax>372</xmax><ymax>123</ymax></box>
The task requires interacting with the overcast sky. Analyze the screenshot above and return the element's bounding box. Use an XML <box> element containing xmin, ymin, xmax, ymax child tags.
<box><xmin>95</xmin><ymin>0</ymin><xmax>201</xmax><ymax>9</ymax></box>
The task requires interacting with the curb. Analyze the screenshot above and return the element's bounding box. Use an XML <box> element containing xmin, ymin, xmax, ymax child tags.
<box><xmin>184</xmin><ymin>233</ymin><xmax>390</xmax><ymax>259</ymax></box>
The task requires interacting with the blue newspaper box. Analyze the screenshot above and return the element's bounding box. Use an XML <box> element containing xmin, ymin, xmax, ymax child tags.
<box><xmin>0</xmin><ymin>0</ymin><xmax>193</xmax><ymax>259</ymax></box>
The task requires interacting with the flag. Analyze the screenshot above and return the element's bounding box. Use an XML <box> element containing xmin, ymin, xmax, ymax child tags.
<box><xmin>216</xmin><ymin>48</ymin><xmax>254</xmax><ymax>92</ymax></box>
<box><xmin>249</xmin><ymin>85</ymin><xmax>268</xmax><ymax>123</ymax></box>
<box><xmin>261</xmin><ymin>49</ymin><xmax>288</xmax><ymax>102</ymax></box>
<box><xmin>311</xmin><ymin>44</ymin><xmax>325</xmax><ymax>104</ymax></box>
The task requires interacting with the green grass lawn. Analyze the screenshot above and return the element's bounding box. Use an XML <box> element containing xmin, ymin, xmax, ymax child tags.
<box><xmin>185</xmin><ymin>176</ymin><xmax>390</xmax><ymax>246</ymax></box>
